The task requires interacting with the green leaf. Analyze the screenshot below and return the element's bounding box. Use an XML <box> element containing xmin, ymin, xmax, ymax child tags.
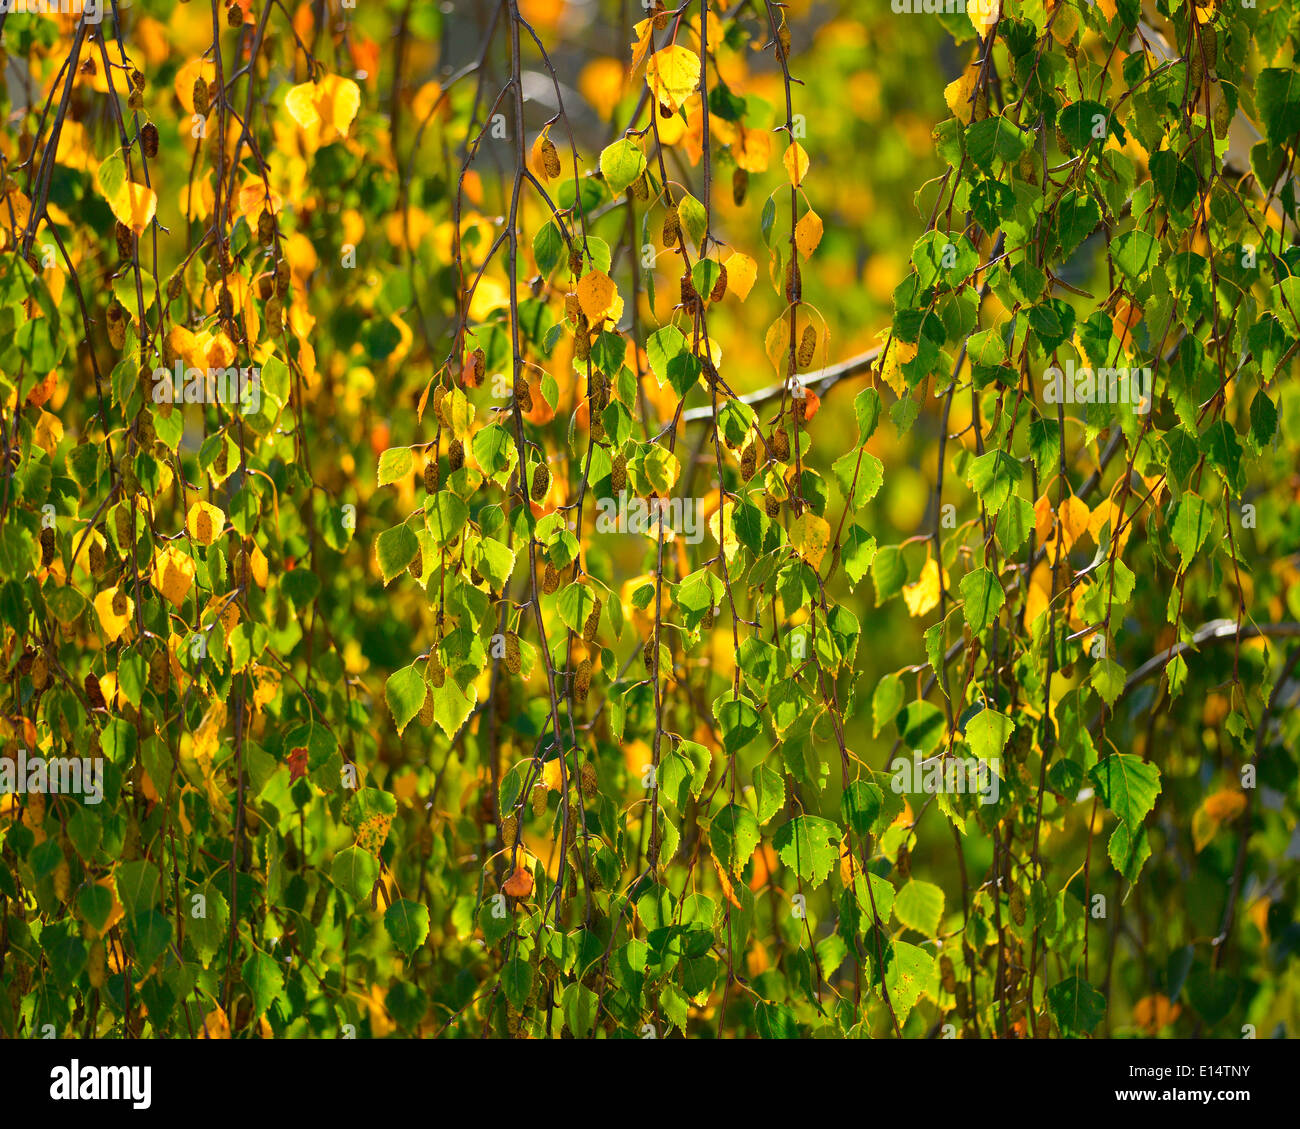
<box><xmin>773</xmin><ymin>815</ymin><xmax>840</xmax><ymax>887</ymax></box>
<box><xmin>712</xmin><ymin>693</ymin><xmax>760</xmax><ymax>755</ymax></box>
<box><xmin>376</xmin><ymin>522</ymin><xmax>418</xmax><ymax>584</ymax></box>
<box><xmin>331</xmin><ymin>845</ymin><xmax>379</xmax><ymax>901</ymax></box>
<box><xmin>966</xmin><ymin>449</ymin><xmax>1022</xmax><ymax>515</ymax></box>
<box><xmin>854</xmin><ymin>387</ymin><xmax>882</xmax><ymax>443</ymax></box>
<box><xmin>384</xmin><ymin>898</ymin><xmax>430</xmax><ymax>956</ymax></box>
<box><xmin>965</xmin><ymin>708</ymin><xmax>1012</xmax><ymax>762</ymax></box>
<box><xmin>599</xmin><ymin>138</ymin><xmax>646</xmax><ymax>196</ymax></box>
<box><xmin>753</xmin><ymin>764</ymin><xmax>785</xmax><ymax>825</ymax></box>
<box><xmin>960</xmin><ymin>567</ymin><xmax>1004</xmax><ymax>634</ymax></box>
<box><xmin>966</xmin><ymin>116</ymin><xmax>1034</xmax><ymax>171</ymax></box>
<box><xmin>1169</xmin><ymin>492</ymin><xmax>1212</xmax><ymax>564</ymax></box>
<box><xmin>872</xmin><ymin>672</ymin><xmax>903</xmax><ymax>737</ymax></box>
<box><xmin>502</xmin><ymin>955</ymin><xmax>533</xmax><ymax>1009</ymax></box>
<box><xmin>710</xmin><ymin>803</ymin><xmax>760</xmax><ymax>874</ymax></box>
<box><xmin>242</xmin><ymin>951</ymin><xmax>285</xmax><ymax>1018</ymax></box>
<box><xmin>894</xmin><ymin>879</ymin><xmax>944</xmax><ymax>937</ymax></box>
<box><xmin>115</xmin><ymin>860</ymin><xmax>161</xmax><ymax>918</ymax></box>
<box><xmin>1047</xmin><ymin>975</ymin><xmax>1106</xmax><ymax>1035</ymax></box>
<box><xmin>377</xmin><ymin>446</ymin><xmax>413</xmax><ymax>486</ymax></box>
<box><xmin>1089</xmin><ymin>753</ymin><xmax>1161</xmax><ymax>831</ymax></box>
<box><xmin>1257</xmin><ymin>68</ymin><xmax>1300</xmax><ymax>150</ymax></box>
<box><xmin>385</xmin><ymin>664</ymin><xmax>426</xmax><ymax>735</ymax></box>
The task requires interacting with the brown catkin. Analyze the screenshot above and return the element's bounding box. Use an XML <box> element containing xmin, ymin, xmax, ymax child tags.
<box><xmin>642</xmin><ymin>635</ymin><xmax>656</xmax><ymax>672</ymax></box>
<box><xmin>797</xmin><ymin>325</ymin><xmax>817</xmax><ymax>368</ymax></box>
<box><xmin>1010</xmin><ymin>886</ymin><xmax>1026</xmax><ymax>926</ymax></box>
<box><xmin>424</xmin><ymin>459</ymin><xmax>439</xmax><ymax>493</ymax></box>
<box><xmin>502</xmin><ymin>815</ymin><xmax>518</xmax><ymax>847</ymax></box>
<box><xmin>710</xmin><ymin>263</ymin><xmax>728</xmax><ymax>303</ymax></box>
<box><xmin>32</xmin><ymin>652</ymin><xmax>49</xmax><ymax>691</ymax></box>
<box><xmin>448</xmin><ymin>438</ymin><xmax>464</xmax><ymax>472</ymax></box>
<box><xmin>167</xmin><ymin>273</ymin><xmax>184</xmax><ymax>301</ymax></box>
<box><xmin>771</xmin><ymin>427</ymin><xmax>790</xmax><ymax>462</ymax></box>
<box><xmin>408</xmin><ymin>549</ymin><xmax>423</xmax><ymax>579</ymax></box>
<box><xmin>662</xmin><ymin>209</ymin><xmax>680</xmax><ymax>248</ymax></box>
<box><xmin>149</xmin><ymin>650</ymin><xmax>168</xmax><ymax>694</ymax></box>
<box><xmin>611</xmin><ymin>454</ymin><xmax>627</xmax><ymax>493</ymax></box>
<box><xmin>764</xmin><ymin>492</ymin><xmax>780</xmax><ymax>518</ymax></box>
<box><xmin>469</xmin><ymin>348</ymin><xmax>485</xmax><ymax>388</ymax></box>
<box><xmin>426</xmin><ymin>650</ymin><xmax>446</xmax><ymax>688</ymax></box>
<box><xmin>513</xmin><ymin>375</ymin><xmax>532</xmax><ymax>412</ymax></box>
<box><xmin>940</xmin><ymin>955</ymin><xmax>957</xmax><ymax>994</ymax></box>
<box><xmin>218</xmin><ymin>286</ymin><xmax>233</xmax><ymax>321</ymax></box>
<box><xmin>542</xmin><ymin>562</ymin><xmax>559</xmax><ymax>594</ymax></box>
<box><xmin>679</xmin><ymin>271</ymin><xmax>697</xmax><ymax>308</ymax></box>
<box><xmin>574</xmin><ymin>658</ymin><xmax>592</xmax><ymax>702</ymax></box>
<box><xmin>114</xmin><ymin>506</ymin><xmax>131</xmax><ymax>547</ymax></box>
<box><xmin>897</xmin><ymin>844</ymin><xmax>911</xmax><ymax>878</ymax></box>
<box><xmin>574</xmin><ymin>329</ymin><xmax>590</xmax><ymax>363</ymax></box>
<box><xmin>531</xmin><ymin>785</ymin><xmax>548</xmax><ymax>818</ymax></box>
<box><xmin>193</xmin><ymin>76</ymin><xmax>209</xmax><ymax>116</ymax></box>
<box><xmin>141</xmin><ymin>123</ymin><xmax>159</xmax><ymax>159</ymax></box>
<box><xmin>418</xmin><ymin>687</ymin><xmax>437</xmax><ymax>726</ymax></box>
<box><xmin>632</xmin><ymin>173</ymin><xmax>649</xmax><ymax>201</ymax></box>
<box><xmin>226</xmin><ymin>2</ymin><xmax>243</xmax><ymax>27</ymax></box>
<box><xmin>40</xmin><ymin>526</ymin><xmax>55</xmax><ymax>566</ymax></box>
<box><xmin>580</xmin><ymin>763</ymin><xmax>598</xmax><ymax>798</ymax></box>
<box><xmin>741</xmin><ymin>443</ymin><xmax>757</xmax><ymax>481</ymax></box>
<box><xmin>258</xmin><ymin>208</ymin><xmax>275</xmax><ymax>245</ymax></box>
<box><xmin>540</xmin><ymin>136</ymin><xmax>561</xmax><ymax>178</ymax></box>
<box><xmin>89</xmin><ymin>539</ymin><xmax>106</xmax><ymax>575</ymax></box>
<box><xmin>733</xmin><ymin>167</ymin><xmax>748</xmax><ymax>207</ymax></box>
<box><xmin>504</xmin><ymin>632</ymin><xmax>522</xmax><ymax>675</ymax></box>
<box><xmin>275</xmin><ymin>260</ymin><xmax>290</xmax><ymax>297</ymax></box>
<box><xmin>107</xmin><ymin>302</ymin><xmax>126</xmax><ymax>348</ymax></box>
<box><xmin>583</xmin><ymin>597</ymin><xmax>601</xmax><ymax>643</ymax></box>
<box><xmin>530</xmin><ymin>462</ymin><xmax>550</xmax><ymax>502</ymax></box>
<box><xmin>85</xmin><ymin>673</ymin><xmax>106</xmax><ymax>709</ymax></box>
<box><xmin>565</xmin><ymin>293</ymin><xmax>581</xmax><ymax>322</ymax></box>
<box><xmin>112</xmin><ymin>587</ymin><xmax>128</xmax><ymax>617</ymax></box>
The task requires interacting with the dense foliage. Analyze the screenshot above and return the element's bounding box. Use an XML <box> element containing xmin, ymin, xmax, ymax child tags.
<box><xmin>1</xmin><ymin>0</ymin><xmax>1298</xmax><ymax>1040</ymax></box>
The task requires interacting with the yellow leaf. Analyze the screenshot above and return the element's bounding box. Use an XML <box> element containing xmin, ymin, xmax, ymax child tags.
<box><xmin>579</xmin><ymin>58</ymin><xmax>627</xmax><ymax>121</ymax></box>
<box><xmin>794</xmin><ymin>209</ymin><xmax>823</xmax><ymax>260</ymax></box>
<box><xmin>944</xmin><ymin>65</ymin><xmax>980</xmax><ymax>125</ymax></box>
<box><xmin>94</xmin><ymin>587</ymin><xmax>134</xmax><ymax>643</ymax></box>
<box><xmin>152</xmin><ymin>545</ymin><xmax>196</xmax><ymax>607</ymax></box>
<box><xmin>1096</xmin><ymin>0</ymin><xmax>1119</xmax><ymax>21</ymax></box>
<box><xmin>107</xmin><ymin>180</ymin><xmax>158</xmax><ymax>236</ymax></box>
<box><xmin>577</xmin><ymin>269</ymin><xmax>618</xmax><ymax>323</ymax></box>
<box><xmin>790</xmin><ymin>512</ymin><xmax>831</xmax><ymax>570</ymax></box>
<box><xmin>1133</xmin><ymin>994</ymin><xmax>1180</xmax><ymax>1033</ymax></box>
<box><xmin>199</xmin><ymin>1007</ymin><xmax>231</xmax><ymax>1039</ymax></box>
<box><xmin>186</xmin><ymin>501</ymin><xmax>224</xmax><ymax>546</ymax></box>
<box><xmin>1059</xmin><ymin>495</ymin><xmax>1091</xmax><ymax>550</ymax></box>
<box><xmin>251</xmin><ymin>665</ymin><xmax>281</xmax><ymax>711</ymax></box>
<box><xmin>174</xmin><ymin>57</ymin><xmax>216</xmax><ymax>115</ymax></box>
<box><xmin>250</xmin><ymin>544</ymin><xmax>269</xmax><ymax>588</ymax></box>
<box><xmin>284</xmin><ymin>74</ymin><xmax>361</xmax><ymax>142</ymax></box>
<box><xmin>709</xmin><ymin>498</ymin><xmax>739</xmax><ymax>563</ymax></box>
<box><xmin>629</xmin><ymin>19</ymin><xmax>655</xmax><ymax>75</ymax></box>
<box><xmin>878</xmin><ymin>335</ymin><xmax>917</xmax><ymax>398</ymax></box>
<box><xmin>646</xmin><ymin>45</ymin><xmax>701</xmax><ymax>114</ymax></box>
<box><xmin>1204</xmin><ymin>788</ymin><xmax>1247</xmax><ymax>822</ymax></box>
<box><xmin>725</xmin><ymin>251</ymin><xmax>757</xmax><ymax>300</ymax></box>
<box><xmin>734</xmin><ymin>126</ymin><xmax>772</xmax><ymax>174</ymax></box>
<box><xmin>33</xmin><ymin>411</ymin><xmax>63</xmax><ymax>456</ymax></box>
<box><xmin>783</xmin><ymin>142</ymin><xmax>809</xmax><ymax>187</ymax></box>
<box><xmin>903</xmin><ymin>558</ymin><xmax>944</xmax><ymax>618</ymax></box>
